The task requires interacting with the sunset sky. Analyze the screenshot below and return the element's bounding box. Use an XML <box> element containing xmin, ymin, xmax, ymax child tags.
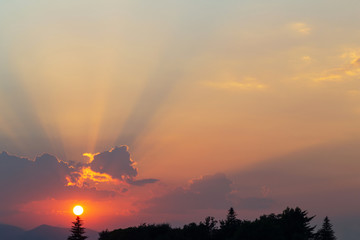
<box><xmin>1</xmin><ymin>0</ymin><xmax>360</xmax><ymax>239</ymax></box>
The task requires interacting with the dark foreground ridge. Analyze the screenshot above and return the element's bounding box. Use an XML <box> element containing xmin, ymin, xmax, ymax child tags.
<box><xmin>0</xmin><ymin>223</ymin><xmax>98</xmax><ymax>240</ymax></box>
<box><xmin>99</xmin><ymin>207</ymin><xmax>336</xmax><ymax>240</ymax></box>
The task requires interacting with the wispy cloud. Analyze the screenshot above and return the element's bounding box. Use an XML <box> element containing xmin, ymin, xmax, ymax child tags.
<box><xmin>302</xmin><ymin>56</ymin><xmax>312</xmax><ymax>63</ymax></box>
<box><xmin>289</xmin><ymin>22</ymin><xmax>311</xmax><ymax>35</ymax></box>
<box><xmin>312</xmin><ymin>49</ymin><xmax>360</xmax><ymax>83</ymax></box>
<box><xmin>203</xmin><ymin>77</ymin><xmax>267</xmax><ymax>91</ymax></box>
<box><xmin>313</xmin><ymin>74</ymin><xmax>343</xmax><ymax>82</ymax></box>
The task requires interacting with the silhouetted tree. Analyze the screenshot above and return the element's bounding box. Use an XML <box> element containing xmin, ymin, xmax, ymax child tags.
<box><xmin>315</xmin><ymin>216</ymin><xmax>336</xmax><ymax>240</ymax></box>
<box><xmin>249</xmin><ymin>213</ymin><xmax>283</xmax><ymax>240</ymax></box>
<box><xmin>68</xmin><ymin>216</ymin><xmax>88</xmax><ymax>240</ymax></box>
<box><xmin>200</xmin><ymin>216</ymin><xmax>217</xmax><ymax>236</ymax></box>
<box><xmin>219</xmin><ymin>207</ymin><xmax>241</xmax><ymax>239</ymax></box>
<box><xmin>98</xmin><ymin>229</ymin><xmax>110</xmax><ymax>240</ymax></box>
<box><xmin>220</xmin><ymin>207</ymin><xmax>240</xmax><ymax>227</ymax></box>
<box><xmin>226</xmin><ymin>207</ymin><xmax>237</xmax><ymax>225</ymax></box>
<box><xmin>280</xmin><ymin>207</ymin><xmax>315</xmax><ymax>240</ymax></box>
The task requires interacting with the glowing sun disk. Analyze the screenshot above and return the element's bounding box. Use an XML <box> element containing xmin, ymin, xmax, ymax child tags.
<box><xmin>73</xmin><ymin>205</ymin><xmax>84</xmax><ymax>216</ymax></box>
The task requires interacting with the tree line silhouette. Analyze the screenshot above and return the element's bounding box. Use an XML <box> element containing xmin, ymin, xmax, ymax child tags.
<box><xmin>95</xmin><ymin>207</ymin><xmax>336</xmax><ymax>240</ymax></box>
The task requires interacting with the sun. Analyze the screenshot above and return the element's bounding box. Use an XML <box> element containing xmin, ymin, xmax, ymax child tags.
<box><xmin>73</xmin><ymin>205</ymin><xmax>84</xmax><ymax>216</ymax></box>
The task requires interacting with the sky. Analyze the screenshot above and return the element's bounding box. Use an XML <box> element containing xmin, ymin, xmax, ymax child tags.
<box><xmin>0</xmin><ymin>0</ymin><xmax>360</xmax><ymax>238</ymax></box>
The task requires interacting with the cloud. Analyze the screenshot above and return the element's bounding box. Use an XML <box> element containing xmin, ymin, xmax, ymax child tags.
<box><xmin>87</xmin><ymin>146</ymin><xmax>158</xmax><ymax>186</ymax></box>
<box><xmin>290</xmin><ymin>22</ymin><xmax>311</xmax><ymax>35</ymax></box>
<box><xmin>145</xmin><ymin>173</ymin><xmax>232</xmax><ymax>214</ymax></box>
<box><xmin>89</xmin><ymin>146</ymin><xmax>137</xmax><ymax>180</ymax></box>
<box><xmin>0</xmin><ymin>152</ymin><xmax>70</xmax><ymax>206</ymax></box>
<box><xmin>144</xmin><ymin>173</ymin><xmax>274</xmax><ymax>215</ymax></box>
<box><xmin>313</xmin><ymin>74</ymin><xmax>343</xmax><ymax>82</ymax></box>
<box><xmin>189</xmin><ymin>173</ymin><xmax>232</xmax><ymax>197</ymax></box>
<box><xmin>127</xmin><ymin>178</ymin><xmax>159</xmax><ymax>186</ymax></box>
<box><xmin>312</xmin><ymin>48</ymin><xmax>360</xmax><ymax>83</ymax></box>
<box><xmin>65</xmin><ymin>166</ymin><xmax>119</xmax><ymax>189</ymax></box>
<box><xmin>0</xmin><ymin>146</ymin><xmax>158</xmax><ymax>212</ymax></box>
<box><xmin>203</xmin><ymin>77</ymin><xmax>267</xmax><ymax>91</ymax></box>
<box><xmin>302</xmin><ymin>56</ymin><xmax>312</xmax><ymax>63</ymax></box>
<box><xmin>0</xmin><ymin>152</ymin><xmax>117</xmax><ymax>207</ymax></box>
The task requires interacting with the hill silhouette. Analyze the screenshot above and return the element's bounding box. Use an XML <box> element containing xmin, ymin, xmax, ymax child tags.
<box><xmin>0</xmin><ymin>224</ymin><xmax>24</xmax><ymax>240</ymax></box>
<box><xmin>0</xmin><ymin>223</ymin><xmax>98</xmax><ymax>240</ymax></box>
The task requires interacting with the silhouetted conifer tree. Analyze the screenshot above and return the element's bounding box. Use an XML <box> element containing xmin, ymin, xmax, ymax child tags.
<box><xmin>219</xmin><ymin>207</ymin><xmax>241</xmax><ymax>239</ymax></box>
<box><xmin>68</xmin><ymin>216</ymin><xmax>88</xmax><ymax>240</ymax></box>
<box><xmin>226</xmin><ymin>207</ymin><xmax>237</xmax><ymax>225</ymax></box>
<box><xmin>280</xmin><ymin>207</ymin><xmax>315</xmax><ymax>240</ymax></box>
<box><xmin>220</xmin><ymin>207</ymin><xmax>239</xmax><ymax>227</ymax></box>
<box><xmin>315</xmin><ymin>216</ymin><xmax>336</xmax><ymax>240</ymax></box>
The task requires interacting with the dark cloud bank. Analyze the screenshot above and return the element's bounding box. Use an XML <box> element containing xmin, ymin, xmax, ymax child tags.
<box><xmin>0</xmin><ymin>146</ymin><xmax>158</xmax><ymax>212</ymax></box>
<box><xmin>144</xmin><ymin>173</ymin><xmax>275</xmax><ymax>214</ymax></box>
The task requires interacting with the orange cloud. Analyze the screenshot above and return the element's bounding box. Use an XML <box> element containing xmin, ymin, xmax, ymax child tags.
<box><xmin>82</xmin><ymin>152</ymin><xmax>99</xmax><ymax>163</ymax></box>
<box><xmin>203</xmin><ymin>77</ymin><xmax>267</xmax><ymax>91</ymax></box>
<box><xmin>313</xmin><ymin>74</ymin><xmax>343</xmax><ymax>82</ymax></box>
<box><xmin>66</xmin><ymin>167</ymin><xmax>122</xmax><ymax>189</ymax></box>
<box><xmin>311</xmin><ymin>49</ymin><xmax>360</xmax><ymax>83</ymax></box>
<box><xmin>69</xmin><ymin>146</ymin><xmax>158</xmax><ymax>189</ymax></box>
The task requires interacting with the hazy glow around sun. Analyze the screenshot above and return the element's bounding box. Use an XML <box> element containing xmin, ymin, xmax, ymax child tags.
<box><xmin>73</xmin><ymin>205</ymin><xmax>84</xmax><ymax>216</ymax></box>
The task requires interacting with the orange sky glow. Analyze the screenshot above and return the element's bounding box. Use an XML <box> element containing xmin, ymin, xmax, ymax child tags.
<box><xmin>1</xmin><ymin>1</ymin><xmax>360</xmax><ymax>239</ymax></box>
